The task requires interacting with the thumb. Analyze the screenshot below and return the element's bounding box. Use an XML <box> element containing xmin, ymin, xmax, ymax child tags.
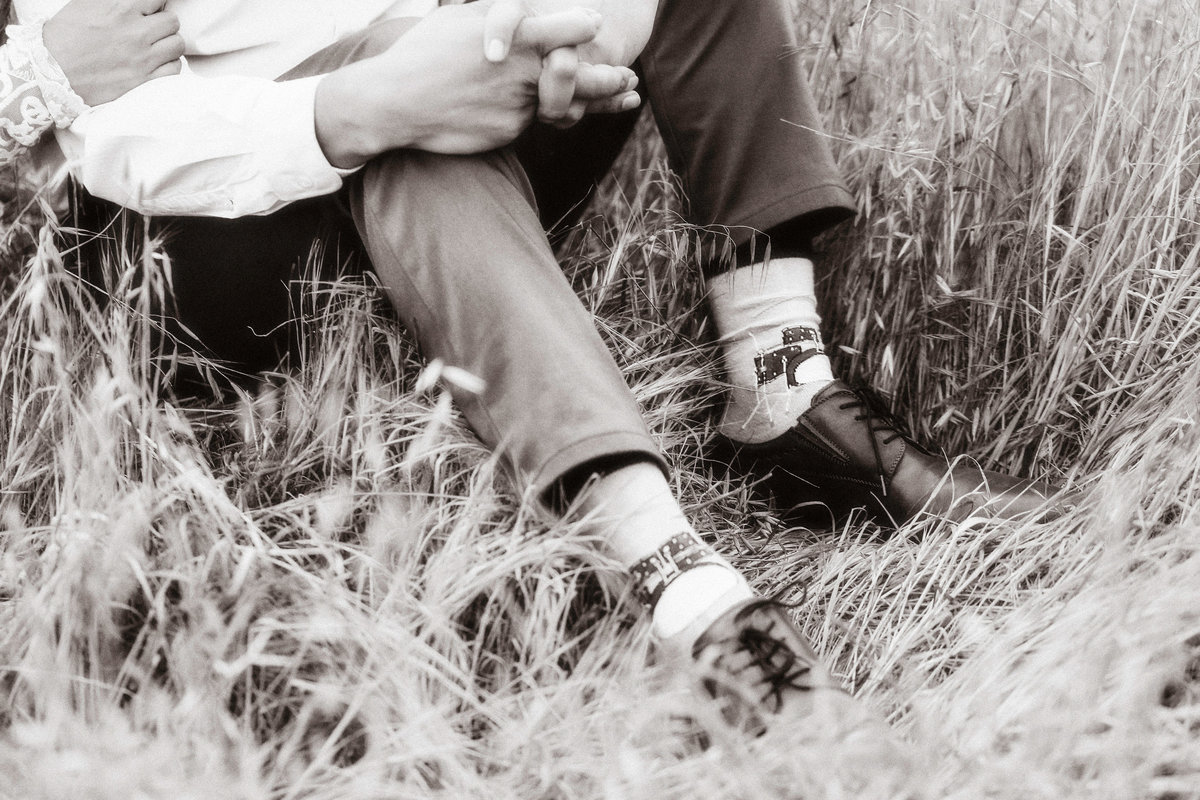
<box><xmin>483</xmin><ymin>0</ymin><xmax>526</xmax><ymax>62</ymax></box>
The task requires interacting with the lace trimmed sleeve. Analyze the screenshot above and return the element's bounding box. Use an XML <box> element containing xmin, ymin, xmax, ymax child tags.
<box><xmin>0</xmin><ymin>22</ymin><xmax>87</xmax><ymax>163</ymax></box>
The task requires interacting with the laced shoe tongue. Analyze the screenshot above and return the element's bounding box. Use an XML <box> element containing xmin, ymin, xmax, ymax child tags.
<box><xmin>826</xmin><ymin>390</ymin><xmax>897</xmax><ymax>494</ymax></box>
<box><xmin>810</xmin><ymin>382</ymin><xmax>905</xmax><ymax>446</ymax></box>
<box><xmin>694</xmin><ymin>600</ymin><xmax>823</xmax><ymax>722</ymax></box>
<box><xmin>738</xmin><ymin>624</ymin><xmax>815</xmax><ymax>712</ymax></box>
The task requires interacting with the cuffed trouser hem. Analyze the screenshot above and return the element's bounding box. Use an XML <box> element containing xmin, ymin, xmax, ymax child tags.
<box><xmin>528</xmin><ymin>432</ymin><xmax>669</xmax><ymax>499</ymax></box>
<box><xmin>722</xmin><ymin>183</ymin><xmax>858</xmax><ymax>249</ymax></box>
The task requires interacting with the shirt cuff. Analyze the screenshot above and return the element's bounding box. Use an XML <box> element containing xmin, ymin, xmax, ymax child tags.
<box><xmin>3</xmin><ymin>23</ymin><xmax>88</xmax><ymax>128</ymax></box>
<box><xmin>256</xmin><ymin>75</ymin><xmax>361</xmax><ymax>194</ymax></box>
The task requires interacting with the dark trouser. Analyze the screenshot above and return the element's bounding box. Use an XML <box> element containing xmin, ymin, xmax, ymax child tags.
<box><xmin>74</xmin><ymin>0</ymin><xmax>855</xmax><ymax>497</ymax></box>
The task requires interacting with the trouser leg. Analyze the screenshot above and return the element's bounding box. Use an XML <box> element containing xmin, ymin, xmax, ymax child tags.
<box><xmin>286</xmin><ymin>18</ymin><xmax>665</xmax><ymax>495</ymax></box>
<box><xmin>348</xmin><ymin>148</ymin><xmax>663</xmax><ymax>496</ymax></box>
<box><xmin>513</xmin><ymin>111</ymin><xmax>641</xmax><ymax>233</ymax></box>
<box><xmin>154</xmin><ymin>199</ymin><xmax>353</xmax><ymax>381</ymax></box>
<box><xmin>68</xmin><ymin>188</ymin><xmax>356</xmax><ymax>392</ymax></box>
<box><xmin>511</xmin><ymin>0</ymin><xmax>857</xmax><ymax>261</ymax></box>
<box><xmin>639</xmin><ymin>0</ymin><xmax>856</xmax><ymax>246</ymax></box>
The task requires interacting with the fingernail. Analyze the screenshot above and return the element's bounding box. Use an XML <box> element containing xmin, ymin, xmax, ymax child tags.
<box><xmin>621</xmin><ymin>92</ymin><xmax>640</xmax><ymax>111</ymax></box>
<box><xmin>486</xmin><ymin>39</ymin><xmax>505</xmax><ymax>62</ymax></box>
<box><xmin>625</xmin><ymin>74</ymin><xmax>639</xmax><ymax>91</ymax></box>
<box><xmin>585</xmin><ymin>9</ymin><xmax>603</xmax><ymax>24</ymax></box>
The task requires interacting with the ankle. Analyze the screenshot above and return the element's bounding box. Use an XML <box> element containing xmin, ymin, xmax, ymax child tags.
<box><xmin>562</xmin><ymin>460</ymin><xmax>760</xmax><ymax>657</ymax></box>
<box><xmin>708</xmin><ymin>257</ymin><xmax>837</xmax><ymax>443</ymax></box>
<box><xmin>623</xmin><ymin>530</ymin><xmax>754</xmax><ymax>654</ymax></box>
<box><xmin>569</xmin><ymin>461</ymin><xmax>691</xmax><ymax>565</ymax></box>
<box><xmin>717</xmin><ymin>375</ymin><xmax>834</xmax><ymax>444</ymax></box>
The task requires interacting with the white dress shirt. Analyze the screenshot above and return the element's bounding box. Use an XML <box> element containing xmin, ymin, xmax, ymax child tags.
<box><xmin>14</xmin><ymin>0</ymin><xmax>440</xmax><ymax>217</ymax></box>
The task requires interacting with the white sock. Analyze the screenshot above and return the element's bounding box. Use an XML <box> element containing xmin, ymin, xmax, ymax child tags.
<box><xmin>623</xmin><ymin>529</ymin><xmax>753</xmax><ymax>653</ymax></box>
<box><xmin>708</xmin><ymin>257</ymin><xmax>835</xmax><ymax>443</ymax></box>
<box><xmin>650</xmin><ymin>563</ymin><xmax>752</xmax><ymax>650</ymax></box>
<box><xmin>573</xmin><ymin>464</ymin><xmax>752</xmax><ymax>653</ymax></box>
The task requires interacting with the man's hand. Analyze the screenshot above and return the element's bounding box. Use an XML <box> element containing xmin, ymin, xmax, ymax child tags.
<box><xmin>482</xmin><ymin>0</ymin><xmax>641</xmax><ymax>128</ymax></box>
<box><xmin>481</xmin><ymin>0</ymin><xmax>656</xmax><ymax>127</ymax></box>
<box><xmin>315</xmin><ymin>4</ymin><xmax>634</xmax><ymax>167</ymax></box>
<box><xmin>484</xmin><ymin>0</ymin><xmax>658</xmax><ymax>67</ymax></box>
<box><xmin>42</xmin><ymin>0</ymin><xmax>185</xmax><ymax>106</ymax></box>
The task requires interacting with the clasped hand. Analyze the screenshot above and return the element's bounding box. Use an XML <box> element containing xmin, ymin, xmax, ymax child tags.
<box><xmin>331</xmin><ymin>1</ymin><xmax>646</xmax><ymax>162</ymax></box>
<box><xmin>319</xmin><ymin>0</ymin><xmax>659</xmax><ymax>167</ymax></box>
<box><xmin>476</xmin><ymin>0</ymin><xmax>654</xmax><ymax>129</ymax></box>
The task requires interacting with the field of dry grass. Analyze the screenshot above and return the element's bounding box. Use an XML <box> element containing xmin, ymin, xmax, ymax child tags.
<box><xmin>3</xmin><ymin>0</ymin><xmax>1200</xmax><ymax>797</ymax></box>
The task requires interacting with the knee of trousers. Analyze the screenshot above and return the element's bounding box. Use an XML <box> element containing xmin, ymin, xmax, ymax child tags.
<box><xmin>351</xmin><ymin>17</ymin><xmax>419</xmax><ymax>60</ymax></box>
<box><xmin>355</xmin><ymin>148</ymin><xmax>539</xmax><ymax>217</ymax></box>
<box><xmin>279</xmin><ymin>17</ymin><xmax>421</xmax><ymax>79</ymax></box>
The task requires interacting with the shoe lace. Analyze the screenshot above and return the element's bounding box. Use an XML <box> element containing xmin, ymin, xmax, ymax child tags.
<box><xmin>727</xmin><ymin>605</ymin><xmax>815</xmax><ymax>713</ymax></box>
<box><xmin>834</xmin><ymin>386</ymin><xmax>913</xmax><ymax>497</ymax></box>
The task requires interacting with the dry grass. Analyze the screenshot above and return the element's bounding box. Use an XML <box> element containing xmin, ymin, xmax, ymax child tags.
<box><xmin>3</xmin><ymin>0</ymin><xmax>1200</xmax><ymax>797</ymax></box>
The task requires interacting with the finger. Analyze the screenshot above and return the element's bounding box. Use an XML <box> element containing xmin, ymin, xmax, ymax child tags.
<box><xmin>135</xmin><ymin>0</ymin><xmax>168</xmax><ymax>14</ymax></box>
<box><xmin>149</xmin><ymin>33</ymin><xmax>186</xmax><ymax>66</ymax></box>
<box><xmin>483</xmin><ymin>0</ymin><xmax>525</xmax><ymax>62</ymax></box>
<box><xmin>537</xmin><ymin>46</ymin><xmax>579</xmax><ymax>123</ymax></box>
<box><xmin>584</xmin><ymin>90</ymin><xmax>641</xmax><ymax>115</ymax></box>
<box><xmin>141</xmin><ymin>9</ymin><xmax>181</xmax><ymax>43</ymax></box>
<box><xmin>517</xmin><ymin>8</ymin><xmax>602</xmax><ymax>55</ymax></box>
<box><xmin>573</xmin><ymin>64</ymin><xmax>635</xmax><ymax>101</ymax></box>
<box><xmin>148</xmin><ymin>59</ymin><xmax>183</xmax><ymax>80</ymax></box>
<box><xmin>552</xmin><ymin>100</ymin><xmax>587</xmax><ymax>129</ymax></box>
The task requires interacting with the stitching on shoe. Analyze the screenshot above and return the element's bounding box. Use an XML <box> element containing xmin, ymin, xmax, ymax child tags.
<box><xmin>792</xmin><ymin>416</ymin><xmax>850</xmax><ymax>463</ymax></box>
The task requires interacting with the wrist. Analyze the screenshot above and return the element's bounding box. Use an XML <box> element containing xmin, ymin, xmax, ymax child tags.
<box><xmin>315</xmin><ymin>67</ymin><xmax>379</xmax><ymax>169</ymax></box>
<box><xmin>315</xmin><ymin>59</ymin><xmax>426</xmax><ymax>168</ymax></box>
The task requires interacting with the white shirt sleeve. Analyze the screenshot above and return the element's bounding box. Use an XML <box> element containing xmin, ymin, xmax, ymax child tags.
<box><xmin>57</xmin><ymin>67</ymin><xmax>355</xmax><ymax>218</ymax></box>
